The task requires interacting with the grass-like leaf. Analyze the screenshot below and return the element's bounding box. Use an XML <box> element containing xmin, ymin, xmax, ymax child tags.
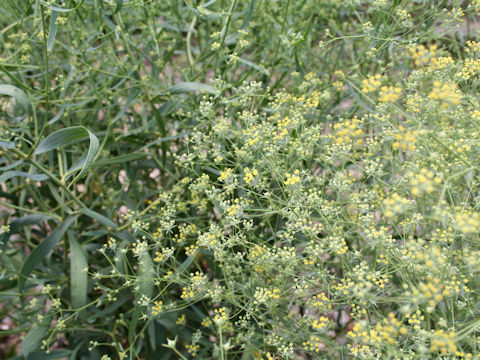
<box><xmin>34</xmin><ymin>126</ymin><xmax>99</xmax><ymax>185</ymax></box>
<box><xmin>19</xmin><ymin>216</ymin><xmax>78</xmax><ymax>292</ymax></box>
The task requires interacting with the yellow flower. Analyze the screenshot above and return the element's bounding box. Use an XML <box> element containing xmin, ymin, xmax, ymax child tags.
<box><xmin>378</xmin><ymin>86</ymin><xmax>402</xmax><ymax>103</ymax></box>
<box><xmin>218</xmin><ymin>168</ymin><xmax>232</xmax><ymax>181</ymax></box>
<box><xmin>362</xmin><ymin>74</ymin><xmax>382</xmax><ymax>93</ymax></box>
<box><xmin>284</xmin><ymin>170</ymin><xmax>301</xmax><ymax>186</ymax></box>
<box><xmin>151</xmin><ymin>300</ymin><xmax>163</xmax><ymax>316</ymax></box>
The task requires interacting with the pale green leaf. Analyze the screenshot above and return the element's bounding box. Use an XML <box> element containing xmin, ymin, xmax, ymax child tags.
<box><xmin>69</xmin><ymin>234</ymin><xmax>88</xmax><ymax>309</ymax></box>
<box><xmin>169</xmin><ymin>82</ymin><xmax>216</xmax><ymax>95</ymax></box>
<box><xmin>0</xmin><ymin>84</ymin><xmax>28</xmax><ymax>110</ymax></box>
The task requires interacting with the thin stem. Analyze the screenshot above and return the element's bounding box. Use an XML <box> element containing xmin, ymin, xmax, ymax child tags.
<box><xmin>11</xmin><ymin>147</ymin><xmax>87</xmax><ymax>209</ymax></box>
<box><xmin>187</xmin><ymin>15</ymin><xmax>197</xmax><ymax>68</ymax></box>
<box><xmin>0</xmin><ymin>200</ymin><xmax>61</xmax><ymax>221</ymax></box>
<box><xmin>29</xmin><ymin>4</ymin><xmax>50</xmax><ymax>156</ymax></box>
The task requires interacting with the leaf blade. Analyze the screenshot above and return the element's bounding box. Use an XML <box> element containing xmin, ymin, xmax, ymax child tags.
<box><xmin>0</xmin><ymin>171</ymin><xmax>48</xmax><ymax>184</ymax></box>
<box><xmin>19</xmin><ymin>216</ymin><xmax>78</xmax><ymax>292</ymax></box>
<box><xmin>41</xmin><ymin>0</ymin><xmax>86</xmax><ymax>13</ymax></box>
<box><xmin>47</xmin><ymin>10</ymin><xmax>59</xmax><ymax>52</ymax></box>
<box><xmin>138</xmin><ymin>250</ymin><xmax>154</xmax><ymax>299</ymax></box>
<box><xmin>93</xmin><ymin>152</ymin><xmax>149</xmax><ymax>166</ymax></box>
<box><xmin>168</xmin><ymin>82</ymin><xmax>216</xmax><ymax>95</ymax></box>
<box><xmin>80</xmin><ymin>208</ymin><xmax>117</xmax><ymax>229</ymax></box>
<box><xmin>69</xmin><ymin>234</ymin><xmax>88</xmax><ymax>309</ymax></box>
<box><xmin>33</xmin><ymin>126</ymin><xmax>99</xmax><ymax>184</ymax></box>
<box><xmin>22</xmin><ymin>318</ymin><xmax>51</xmax><ymax>358</ymax></box>
<box><xmin>34</xmin><ymin>126</ymin><xmax>89</xmax><ymax>154</ymax></box>
<box><xmin>69</xmin><ymin>129</ymin><xmax>99</xmax><ymax>184</ymax></box>
<box><xmin>0</xmin><ymin>84</ymin><xmax>28</xmax><ymax>110</ymax></box>
<box><xmin>0</xmin><ymin>140</ymin><xmax>15</xmax><ymax>149</ymax></box>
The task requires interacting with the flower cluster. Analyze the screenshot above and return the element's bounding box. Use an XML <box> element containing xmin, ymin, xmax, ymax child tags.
<box><xmin>7</xmin><ymin>1</ymin><xmax>480</xmax><ymax>359</ymax></box>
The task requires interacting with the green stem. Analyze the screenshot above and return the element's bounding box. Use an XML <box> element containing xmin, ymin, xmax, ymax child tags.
<box><xmin>0</xmin><ymin>200</ymin><xmax>61</xmax><ymax>221</ymax></box>
<box><xmin>266</xmin><ymin>0</ymin><xmax>290</xmax><ymax>86</ymax></box>
<box><xmin>219</xmin><ymin>327</ymin><xmax>225</xmax><ymax>360</ymax></box>
<box><xmin>187</xmin><ymin>15</ymin><xmax>197</xmax><ymax>68</ymax></box>
<box><xmin>11</xmin><ymin>148</ymin><xmax>87</xmax><ymax>209</ymax></box>
<box><xmin>29</xmin><ymin>5</ymin><xmax>50</xmax><ymax>156</ymax></box>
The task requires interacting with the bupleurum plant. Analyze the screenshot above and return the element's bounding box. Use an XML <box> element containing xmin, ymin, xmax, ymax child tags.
<box><xmin>1</xmin><ymin>0</ymin><xmax>480</xmax><ymax>359</ymax></box>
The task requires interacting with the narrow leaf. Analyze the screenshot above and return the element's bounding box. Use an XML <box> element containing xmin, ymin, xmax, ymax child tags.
<box><xmin>0</xmin><ymin>160</ymin><xmax>23</xmax><ymax>171</ymax></box>
<box><xmin>168</xmin><ymin>82</ymin><xmax>216</xmax><ymax>95</ymax></box>
<box><xmin>237</xmin><ymin>58</ymin><xmax>269</xmax><ymax>75</ymax></box>
<box><xmin>9</xmin><ymin>214</ymin><xmax>51</xmax><ymax>230</ymax></box>
<box><xmin>33</xmin><ymin>126</ymin><xmax>99</xmax><ymax>184</ymax></box>
<box><xmin>71</xmin><ymin>129</ymin><xmax>99</xmax><ymax>185</ymax></box>
<box><xmin>34</xmin><ymin>126</ymin><xmax>90</xmax><ymax>154</ymax></box>
<box><xmin>19</xmin><ymin>216</ymin><xmax>77</xmax><ymax>292</ymax></box>
<box><xmin>47</xmin><ymin>10</ymin><xmax>59</xmax><ymax>52</ymax></box>
<box><xmin>22</xmin><ymin>318</ymin><xmax>50</xmax><ymax>358</ymax></box>
<box><xmin>41</xmin><ymin>0</ymin><xmax>85</xmax><ymax>13</ymax></box>
<box><xmin>0</xmin><ymin>171</ymin><xmax>48</xmax><ymax>184</ymax></box>
<box><xmin>0</xmin><ymin>140</ymin><xmax>15</xmax><ymax>149</ymax></box>
<box><xmin>138</xmin><ymin>250</ymin><xmax>154</xmax><ymax>298</ymax></box>
<box><xmin>148</xmin><ymin>321</ymin><xmax>156</xmax><ymax>350</ymax></box>
<box><xmin>93</xmin><ymin>152</ymin><xmax>148</xmax><ymax>166</ymax></box>
<box><xmin>80</xmin><ymin>208</ymin><xmax>117</xmax><ymax>229</ymax></box>
<box><xmin>69</xmin><ymin>234</ymin><xmax>88</xmax><ymax>309</ymax></box>
<box><xmin>0</xmin><ymin>253</ymin><xmax>18</xmax><ymax>273</ymax></box>
<box><xmin>0</xmin><ymin>84</ymin><xmax>28</xmax><ymax>110</ymax></box>
<box><xmin>128</xmin><ymin>306</ymin><xmax>141</xmax><ymax>346</ymax></box>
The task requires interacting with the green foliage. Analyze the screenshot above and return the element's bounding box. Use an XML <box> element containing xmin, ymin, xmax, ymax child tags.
<box><xmin>1</xmin><ymin>0</ymin><xmax>480</xmax><ymax>359</ymax></box>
